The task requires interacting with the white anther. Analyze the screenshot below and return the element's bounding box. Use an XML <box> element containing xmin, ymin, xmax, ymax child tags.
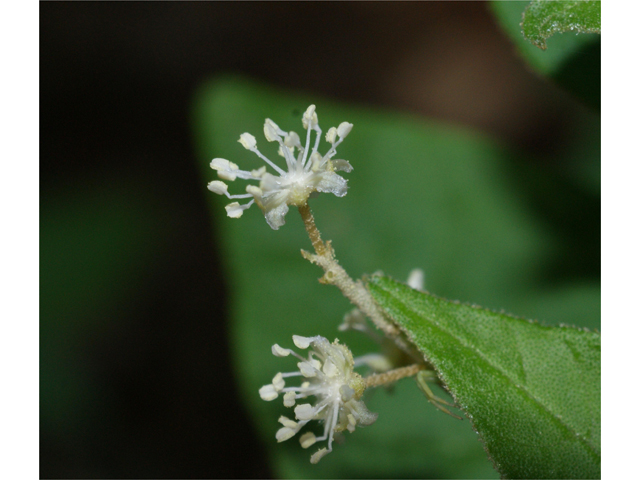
<box><xmin>284</xmin><ymin>131</ymin><xmax>301</xmax><ymax>148</ymax></box>
<box><xmin>278</xmin><ymin>416</ymin><xmax>298</xmax><ymax>428</ymax></box>
<box><xmin>326</xmin><ymin>127</ymin><xmax>337</xmax><ymax>144</ymax></box>
<box><xmin>294</xmin><ymin>403</ymin><xmax>316</xmax><ymax>421</ymax></box>
<box><xmin>246</xmin><ymin>185</ymin><xmax>263</xmax><ymax>197</ymax></box>
<box><xmin>310</xmin><ymin>447</ymin><xmax>329</xmax><ymax>464</ymax></box>
<box><xmin>298</xmin><ymin>361</ymin><xmax>317</xmax><ymax>378</ymax></box>
<box><xmin>225</xmin><ymin>202</ymin><xmax>244</xmax><ymax>218</ymax></box>
<box><xmin>276</xmin><ymin>427</ymin><xmax>297</xmax><ymax>442</ymax></box>
<box><xmin>292</xmin><ymin>335</ymin><xmax>314</xmax><ymax>349</ymax></box>
<box><xmin>264</xmin><ymin>119</ymin><xmax>281</xmax><ymax>142</ymax></box>
<box><xmin>271</xmin><ymin>344</ymin><xmax>290</xmax><ymax>357</ymax></box>
<box><xmin>238</xmin><ymin>132</ymin><xmax>257</xmax><ymax>150</ymax></box>
<box><xmin>259</xmin><ymin>384</ymin><xmax>278</xmax><ymax>401</ymax></box>
<box><xmin>299</xmin><ymin>432</ymin><xmax>317</xmax><ymax>449</ymax></box>
<box><xmin>337</xmin><ymin>122</ymin><xmax>353</xmax><ymax>138</ymax></box>
<box><xmin>272</xmin><ymin>373</ymin><xmax>285</xmax><ymax>391</ymax></box>
<box><xmin>207</xmin><ymin>180</ymin><xmax>228</xmax><ymax>195</ymax></box>
<box><xmin>283</xmin><ymin>391</ymin><xmax>296</xmax><ymax>407</ymax></box>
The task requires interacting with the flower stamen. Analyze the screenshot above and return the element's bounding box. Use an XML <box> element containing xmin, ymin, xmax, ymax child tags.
<box><xmin>259</xmin><ymin>335</ymin><xmax>378</xmax><ymax>463</ymax></box>
<box><xmin>208</xmin><ymin>105</ymin><xmax>353</xmax><ymax>229</ymax></box>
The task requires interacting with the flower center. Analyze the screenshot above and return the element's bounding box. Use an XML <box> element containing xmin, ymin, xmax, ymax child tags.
<box><xmin>286</xmin><ymin>172</ymin><xmax>315</xmax><ymax>206</ymax></box>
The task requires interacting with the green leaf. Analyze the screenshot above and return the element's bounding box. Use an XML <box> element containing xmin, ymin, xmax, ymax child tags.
<box><xmin>490</xmin><ymin>1</ymin><xmax>600</xmax><ymax>110</ymax></box>
<box><xmin>191</xmin><ymin>75</ymin><xmax>599</xmax><ymax>478</ymax></box>
<box><xmin>522</xmin><ymin>0</ymin><xmax>601</xmax><ymax>50</ymax></box>
<box><xmin>368</xmin><ymin>275</ymin><xmax>600</xmax><ymax>479</ymax></box>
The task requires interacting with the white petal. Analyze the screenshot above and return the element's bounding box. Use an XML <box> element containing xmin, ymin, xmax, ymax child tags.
<box><xmin>259</xmin><ymin>172</ymin><xmax>282</xmax><ymax>194</ymax></box>
<box><xmin>276</xmin><ymin>427</ymin><xmax>296</xmax><ymax>442</ymax></box>
<box><xmin>259</xmin><ymin>384</ymin><xmax>278</xmax><ymax>401</ymax></box>
<box><xmin>331</xmin><ymin>159</ymin><xmax>353</xmax><ymax>173</ymax></box>
<box><xmin>294</xmin><ymin>403</ymin><xmax>317</xmax><ymax>421</ymax></box>
<box><xmin>207</xmin><ymin>180</ymin><xmax>228</xmax><ymax>195</ymax></box>
<box><xmin>322</xmin><ymin>359</ymin><xmax>338</xmax><ymax>377</ymax></box>
<box><xmin>348</xmin><ymin>399</ymin><xmax>378</xmax><ymax>426</ymax></box>
<box><xmin>238</xmin><ymin>132</ymin><xmax>257</xmax><ymax>150</ymax></box>
<box><xmin>339</xmin><ymin>385</ymin><xmax>355</xmax><ymax>402</ymax></box>
<box><xmin>337</xmin><ymin>121</ymin><xmax>353</xmax><ymax>138</ymax></box>
<box><xmin>264</xmin><ymin>201</ymin><xmax>289</xmax><ymax>230</ymax></box>
<box><xmin>271</xmin><ymin>344</ymin><xmax>291</xmax><ymax>357</ymax></box>
<box><xmin>299</xmin><ymin>432</ymin><xmax>317</xmax><ymax>449</ymax></box>
<box><xmin>315</xmin><ymin>172</ymin><xmax>348</xmax><ymax>197</ymax></box>
<box><xmin>310</xmin><ymin>447</ymin><xmax>329</xmax><ymax>464</ymax></box>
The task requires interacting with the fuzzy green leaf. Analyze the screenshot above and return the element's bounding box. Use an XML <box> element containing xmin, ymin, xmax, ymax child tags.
<box><xmin>522</xmin><ymin>0</ymin><xmax>601</xmax><ymax>50</ymax></box>
<box><xmin>368</xmin><ymin>275</ymin><xmax>600</xmax><ymax>479</ymax></box>
<box><xmin>490</xmin><ymin>1</ymin><xmax>600</xmax><ymax>110</ymax></box>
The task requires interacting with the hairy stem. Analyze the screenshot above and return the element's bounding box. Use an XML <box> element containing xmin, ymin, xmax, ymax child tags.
<box><xmin>298</xmin><ymin>204</ymin><xmax>400</xmax><ymax>338</ymax></box>
<box><xmin>364</xmin><ymin>363</ymin><xmax>426</xmax><ymax>389</ymax></box>
<box><xmin>299</xmin><ymin>203</ymin><xmax>327</xmax><ymax>256</ymax></box>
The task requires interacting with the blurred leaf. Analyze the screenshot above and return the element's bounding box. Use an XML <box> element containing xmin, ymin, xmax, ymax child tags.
<box><xmin>368</xmin><ymin>275</ymin><xmax>600</xmax><ymax>479</ymax></box>
<box><xmin>191</xmin><ymin>75</ymin><xmax>598</xmax><ymax>478</ymax></box>
<box><xmin>490</xmin><ymin>1</ymin><xmax>600</xmax><ymax>110</ymax></box>
<box><xmin>522</xmin><ymin>0</ymin><xmax>601</xmax><ymax>50</ymax></box>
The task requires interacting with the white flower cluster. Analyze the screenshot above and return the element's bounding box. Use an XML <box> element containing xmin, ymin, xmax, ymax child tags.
<box><xmin>208</xmin><ymin>105</ymin><xmax>354</xmax><ymax>230</ymax></box>
<box><xmin>259</xmin><ymin>335</ymin><xmax>378</xmax><ymax>464</ymax></box>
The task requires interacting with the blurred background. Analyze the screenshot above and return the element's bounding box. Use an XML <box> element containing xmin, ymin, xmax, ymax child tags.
<box><xmin>40</xmin><ymin>2</ymin><xmax>599</xmax><ymax>478</ymax></box>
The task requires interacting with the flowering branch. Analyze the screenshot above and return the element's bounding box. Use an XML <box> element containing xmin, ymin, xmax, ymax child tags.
<box><xmin>208</xmin><ymin>104</ymin><xmax>457</xmax><ymax>464</ymax></box>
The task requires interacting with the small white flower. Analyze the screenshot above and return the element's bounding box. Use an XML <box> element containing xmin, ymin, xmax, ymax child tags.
<box><xmin>259</xmin><ymin>335</ymin><xmax>378</xmax><ymax>463</ymax></box>
<box><xmin>208</xmin><ymin>105</ymin><xmax>354</xmax><ymax>230</ymax></box>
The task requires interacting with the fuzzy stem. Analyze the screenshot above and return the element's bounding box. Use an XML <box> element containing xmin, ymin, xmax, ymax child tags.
<box><xmin>298</xmin><ymin>203</ymin><xmax>326</xmax><ymax>256</ymax></box>
<box><xmin>298</xmin><ymin>204</ymin><xmax>400</xmax><ymax>338</ymax></box>
<box><xmin>364</xmin><ymin>364</ymin><xmax>426</xmax><ymax>389</ymax></box>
